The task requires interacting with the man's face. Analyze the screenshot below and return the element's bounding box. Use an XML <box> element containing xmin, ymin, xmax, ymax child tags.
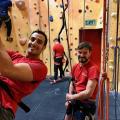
<box><xmin>77</xmin><ymin>48</ymin><xmax>91</xmax><ymax>64</ymax></box>
<box><xmin>27</xmin><ymin>32</ymin><xmax>46</xmax><ymax>57</ymax></box>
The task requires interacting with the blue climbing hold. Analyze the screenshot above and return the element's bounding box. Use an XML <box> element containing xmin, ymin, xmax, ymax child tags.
<box><xmin>60</xmin><ymin>4</ymin><xmax>64</xmax><ymax>8</ymax></box>
<box><xmin>49</xmin><ymin>15</ymin><xmax>53</xmax><ymax>22</ymax></box>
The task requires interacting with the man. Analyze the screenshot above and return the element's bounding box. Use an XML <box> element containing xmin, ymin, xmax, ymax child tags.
<box><xmin>0</xmin><ymin>0</ymin><xmax>12</xmax><ymax>42</ymax></box>
<box><xmin>64</xmin><ymin>42</ymin><xmax>100</xmax><ymax>120</ymax></box>
<box><xmin>0</xmin><ymin>29</ymin><xmax>48</xmax><ymax>120</ymax></box>
<box><xmin>50</xmin><ymin>38</ymin><xmax>64</xmax><ymax>84</ymax></box>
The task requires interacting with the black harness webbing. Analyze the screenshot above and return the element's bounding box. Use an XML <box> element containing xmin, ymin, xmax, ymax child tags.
<box><xmin>0</xmin><ymin>80</ymin><xmax>30</xmax><ymax>113</ymax></box>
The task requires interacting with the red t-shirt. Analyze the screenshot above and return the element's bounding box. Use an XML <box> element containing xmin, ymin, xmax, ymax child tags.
<box><xmin>0</xmin><ymin>51</ymin><xmax>47</xmax><ymax>115</ymax></box>
<box><xmin>53</xmin><ymin>43</ymin><xmax>64</xmax><ymax>57</ymax></box>
<box><xmin>71</xmin><ymin>60</ymin><xmax>100</xmax><ymax>100</ymax></box>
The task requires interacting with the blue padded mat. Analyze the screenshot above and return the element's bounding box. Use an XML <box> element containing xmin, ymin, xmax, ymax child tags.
<box><xmin>15</xmin><ymin>76</ymin><xmax>70</xmax><ymax>120</ymax></box>
<box><xmin>15</xmin><ymin>76</ymin><xmax>120</xmax><ymax>120</ymax></box>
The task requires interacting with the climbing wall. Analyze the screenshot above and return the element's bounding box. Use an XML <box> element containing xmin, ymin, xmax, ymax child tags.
<box><xmin>0</xmin><ymin>0</ymin><xmax>104</xmax><ymax>76</ymax></box>
<box><xmin>67</xmin><ymin>0</ymin><xmax>103</xmax><ymax>65</ymax></box>
<box><xmin>45</xmin><ymin>0</ymin><xmax>103</xmax><ymax>75</ymax></box>
<box><xmin>0</xmin><ymin>0</ymin><xmax>30</xmax><ymax>53</ymax></box>
<box><xmin>107</xmin><ymin>0</ymin><xmax>120</xmax><ymax>90</ymax></box>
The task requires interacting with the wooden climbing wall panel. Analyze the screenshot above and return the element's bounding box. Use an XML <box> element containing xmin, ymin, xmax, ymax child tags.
<box><xmin>0</xmin><ymin>0</ymin><xmax>30</xmax><ymax>53</ymax></box>
<box><xmin>12</xmin><ymin>0</ymin><xmax>30</xmax><ymax>53</ymax></box>
<box><xmin>29</xmin><ymin>0</ymin><xmax>40</xmax><ymax>30</ymax></box>
<box><xmin>66</xmin><ymin>0</ymin><xmax>103</xmax><ymax>66</ymax></box>
<box><xmin>107</xmin><ymin>0</ymin><xmax>120</xmax><ymax>91</ymax></box>
<box><xmin>0</xmin><ymin>0</ymin><xmax>104</xmax><ymax>76</ymax></box>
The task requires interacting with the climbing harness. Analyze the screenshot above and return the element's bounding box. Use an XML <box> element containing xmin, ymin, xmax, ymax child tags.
<box><xmin>63</xmin><ymin>52</ymin><xmax>69</xmax><ymax>74</ymax></box>
<box><xmin>0</xmin><ymin>80</ymin><xmax>30</xmax><ymax>113</ymax></box>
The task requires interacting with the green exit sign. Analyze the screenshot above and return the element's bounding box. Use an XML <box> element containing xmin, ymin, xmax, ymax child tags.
<box><xmin>85</xmin><ymin>19</ymin><xmax>96</xmax><ymax>26</ymax></box>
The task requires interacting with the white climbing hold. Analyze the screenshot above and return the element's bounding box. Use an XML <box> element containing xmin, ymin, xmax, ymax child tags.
<box><xmin>15</xmin><ymin>0</ymin><xmax>26</xmax><ymax>10</ymax></box>
<box><xmin>111</xmin><ymin>12</ymin><xmax>117</xmax><ymax>17</ymax></box>
<box><xmin>19</xmin><ymin>37</ymin><xmax>27</xmax><ymax>46</ymax></box>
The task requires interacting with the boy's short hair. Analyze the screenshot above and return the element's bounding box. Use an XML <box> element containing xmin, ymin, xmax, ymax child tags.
<box><xmin>77</xmin><ymin>41</ymin><xmax>92</xmax><ymax>51</ymax></box>
<box><xmin>53</xmin><ymin>38</ymin><xmax>59</xmax><ymax>42</ymax></box>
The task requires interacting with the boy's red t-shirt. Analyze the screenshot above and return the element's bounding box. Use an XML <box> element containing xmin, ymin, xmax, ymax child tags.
<box><xmin>0</xmin><ymin>51</ymin><xmax>47</xmax><ymax>115</ymax></box>
<box><xmin>53</xmin><ymin>43</ymin><xmax>64</xmax><ymax>57</ymax></box>
<box><xmin>71</xmin><ymin>61</ymin><xmax>100</xmax><ymax>100</ymax></box>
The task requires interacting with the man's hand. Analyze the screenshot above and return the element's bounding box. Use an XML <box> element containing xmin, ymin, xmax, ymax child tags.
<box><xmin>65</xmin><ymin>101</ymin><xmax>71</xmax><ymax>108</ymax></box>
<box><xmin>66</xmin><ymin>93</ymin><xmax>74</xmax><ymax>101</ymax></box>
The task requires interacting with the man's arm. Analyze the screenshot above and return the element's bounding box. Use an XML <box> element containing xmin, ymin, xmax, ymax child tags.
<box><xmin>0</xmin><ymin>37</ymin><xmax>33</xmax><ymax>82</ymax></box>
<box><xmin>68</xmin><ymin>81</ymin><xmax>74</xmax><ymax>94</ymax></box>
<box><xmin>66</xmin><ymin>79</ymin><xmax>97</xmax><ymax>101</ymax></box>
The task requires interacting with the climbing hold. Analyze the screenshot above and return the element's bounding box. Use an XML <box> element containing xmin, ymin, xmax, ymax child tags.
<box><xmin>6</xmin><ymin>37</ymin><xmax>13</xmax><ymax>42</ymax></box>
<box><xmin>49</xmin><ymin>15</ymin><xmax>54</xmax><ymax>22</ymax></box>
<box><xmin>86</xmin><ymin>5</ymin><xmax>89</xmax><ymax>10</ymax></box>
<box><xmin>36</xmin><ymin>12</ymin><xmax>39</xmax><ymax>15</ymax></box>
<box><xmin>78</xmin><ymin>9</ymin><xmax>82</xmax><ymax>13</ymax></box>
<box><xmin>34</xmin><ymin>3</ymin><xmax>37</xmax><ymax>6</ymax></box>
<box><xmin>75</xmin><ymin>52</ymin><xmax>77</xmax><ymax>56</ymax></box>
<box><xmin>109</xmin><ymin>65</ymin><xmax>113</xmax><ymax>70</ymax></box>
<box><xmin>95</xmin><ymin>0</ymin><xmax>99</xmax><ymax>3</ymax></box>
<box><xmin>19</xmin><ymin>37</ymin><xmax>27</xmax><ymax>46</ymax></box>
<box><xmin>75</xmin><ymin>37</ymin><xmax>77</xmax><ymax>40</ymax></box>
<box><xmin>90</xmin><ymin>10</ymin><xmax>92</xmax><ymax>13</ymax></box>
<box><xmin>34</xmin><ymin>7</ymin><xmax>37</xmax><ymax>10</ymax></box>
<box><xmin>61</xmin><ymin>37</ymin><xmax>63</xmax><ymax>41</ymax></box>
<box><xmin>109</xmin><ymin>37</ymin><xmax>114</xmax><ymax>41</ymax></box>
<box><xmin>44</xmin><ymin>24</ymin><xmax>47</xmax><ymax>27</ymax></box>
<box><xmin>15</xmin><ymin>0</ymin><xmax>26</xmax><ymax>10</ymax></box>
<box><xmin>113</xmin><ymin>0</ymin><xmax>117</xmax><ymax>2</ymax></box>
<box><xmin>60</xmin><ymin>4</ymin><xmax>64</xmax><ymax>8</ymax></box>
<box><xmin>109</xmin><ymin>60</ymin><xmax>114</xmax><ymax>64</ymax></box>
<box><xmin>111</xmin><ymin>12</ymin><xmax>117</xmax><ymax>17</ymax></box>
<box><xmin>70</xmin><ymin>43</ymin><xmax>73</xmax><ymax>46</ymax></box>
<box><xmin>51</xmin><ymin>28</ymin><xmax>54</xmax><ymax>31</ymax></box>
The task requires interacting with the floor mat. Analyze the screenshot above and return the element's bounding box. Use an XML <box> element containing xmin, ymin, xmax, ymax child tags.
<box><xmin>15</xmin><ymin>76</ymin><xmax>70</xmax><ymax>120</ymax></box>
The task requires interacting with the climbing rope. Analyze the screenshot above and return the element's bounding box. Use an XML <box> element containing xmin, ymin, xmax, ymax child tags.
<box><xmin>98</xmin><ymin>73</ymin><xmax>110</xmax><ymax>120</ymax></box>
<box><xmin>113</xmin><ymin>47</ymin><xmax>118</xmax><ymax>120</ymax></box>
<box><xmin>112</xmin><ymin>0</ymin><xmax>120</xmax><ymax>119</ymax></box>
<box><xmin>58</xmin><ymin>0</ymin><xmax>72</xmax><ymax>71</ymax></box>
<box><xmin>97</xmin><ymin>0</ymin><xmax>110</xmax><ymax>120</ymax></box>
<box><xmin>47</xmin><ymin>0</ymin><xmax>52</xmax><ymax>75</ymax></box>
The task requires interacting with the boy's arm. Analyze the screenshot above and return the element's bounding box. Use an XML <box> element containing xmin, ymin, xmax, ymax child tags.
<box><xmin>68</xmin><ymin>81</ymin><xmax>74</xmax><ymax>94</ymax></box>
<box><xmin>66</xmin><ymin>79</ymin><xmax>97</xmax><ymax>101</ymax></box>
<box><xmin>0</xmin><ymin>37</ymin><xmax>33</xmax><ymax>82</ymax></box>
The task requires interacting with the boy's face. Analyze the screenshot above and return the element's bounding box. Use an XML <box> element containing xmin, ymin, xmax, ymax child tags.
<box><xmin>27</xmin><ymin>32</ymin><xmax>46</xmax><ymax>57</ymax></box>
<box><xmin>77</xmin><ymin>48</ymin><xmax>91</xmax><ymax>64</ymax></box>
